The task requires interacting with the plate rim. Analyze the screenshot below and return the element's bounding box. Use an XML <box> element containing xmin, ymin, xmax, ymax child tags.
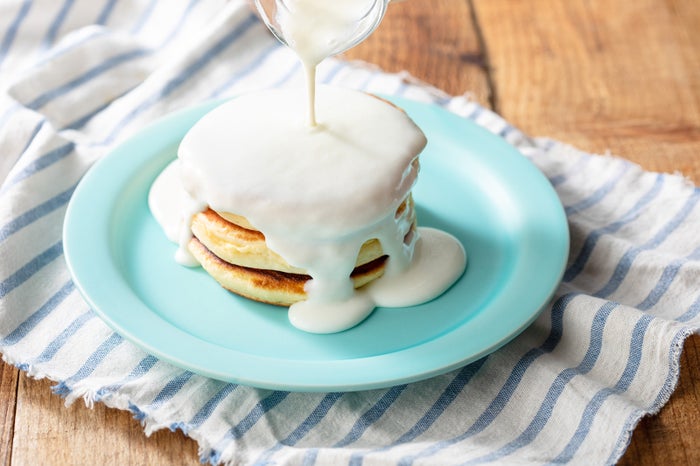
<box><xmin>63</xmin><ymin>95</ymin><xmax>569</xmax><ymax>392</ymax></box>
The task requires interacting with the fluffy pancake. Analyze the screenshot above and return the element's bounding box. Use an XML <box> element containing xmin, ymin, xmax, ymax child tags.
<box><xmin>191</xmin><ymin>196</ymin><xmax>415</xmax><ymax>274</ymax></box>
<box><xmin>188</xmin><ymin>235</ymin><xmax>390</xmax><ymax>306</ymax></box>
<box><xmin>187</xmin><ymin>196</ymin><xmax>416</xmax><ymax>306</ymax></box>
<box><xmin>191</xmin><ymin>209</ymin><xmax>382</xmax><ymax>274</ymax></box>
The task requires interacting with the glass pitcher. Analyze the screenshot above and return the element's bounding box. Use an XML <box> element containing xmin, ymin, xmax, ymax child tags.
<box><xmin>254</xmin><ymin>0</ymin><xmax>390</xmax><ymax>60</ymax></box>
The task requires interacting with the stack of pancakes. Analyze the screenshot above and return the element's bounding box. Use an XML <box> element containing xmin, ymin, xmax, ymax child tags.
<box><xmin>187</xmin><ymin>196</ymin><xmax>417</xmax><ymax>306</ymax></box>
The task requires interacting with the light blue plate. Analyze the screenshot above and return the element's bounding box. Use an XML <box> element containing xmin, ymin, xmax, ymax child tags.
<box><xmin>63</xmin><ymin>97</ymin><xmax>569</xmax><ymax>392</ymax></box>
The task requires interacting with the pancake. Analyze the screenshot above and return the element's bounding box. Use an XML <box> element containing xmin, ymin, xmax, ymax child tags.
<box><xmin>191</xmin><ymin>196</ymin><xmax>415</xmax><ymax>274</ymax></box>
<box><xmin>188</xmin><ymin>236</ymin><xmax>389</xmax><ymax>306</ymax></box>
<box><xmin>187</xmin><ymin>195</ymin><xmax>417</xmax><ymax>306</ymax></box>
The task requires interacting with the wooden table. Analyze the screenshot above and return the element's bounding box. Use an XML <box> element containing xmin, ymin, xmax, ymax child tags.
<box><xmin>2</xmin><ymin>0</ymin><xmax>698</xmax><ymax>464</ymax></box>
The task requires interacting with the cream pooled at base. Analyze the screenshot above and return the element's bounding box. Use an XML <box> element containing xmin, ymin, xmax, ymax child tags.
<box><xmin>149</xmin><ymin>86</ymin><xmax>467</xmax><ymax>333</ymax></box>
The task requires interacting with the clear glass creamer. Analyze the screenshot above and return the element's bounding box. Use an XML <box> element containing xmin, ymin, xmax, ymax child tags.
<box><xmin>254</xmin><ymin>0</ymin><xmax>389</xmax><ymax>64</ymax></box>
<box><xmin>253</xmin><ymin>0</ymin><xmax>392</xmax><ymax>126</ymax></box>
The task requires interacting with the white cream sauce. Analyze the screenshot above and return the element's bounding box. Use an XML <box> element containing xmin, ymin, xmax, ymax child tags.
<box><xmin>176</xmin><ymin>86</ymin><xmax>427</xmax><ymax>306</ymax></box>
<box><xmin>148</xmin><ymin>89</ymin><xmax>467</xmax><ymax>333</ymax></box>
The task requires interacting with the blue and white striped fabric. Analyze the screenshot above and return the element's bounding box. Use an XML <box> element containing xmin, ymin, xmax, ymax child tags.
<box><xmin>1</xmin><ymin>1</ymin><xmax>698</xmax><ymax>464</ymax></box>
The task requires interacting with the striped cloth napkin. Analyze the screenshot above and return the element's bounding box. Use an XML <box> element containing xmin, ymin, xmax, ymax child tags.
<box><xmin>1</xmin><ymin>1</ymin><xmax>698</xmax><ymax>464</ymax></box>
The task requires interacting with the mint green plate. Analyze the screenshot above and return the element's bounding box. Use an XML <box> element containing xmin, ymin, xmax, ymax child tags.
<box><xmin>63</xmin><ymin>97</ymin><xmax>568</xmax><ymax>392</ymax></box>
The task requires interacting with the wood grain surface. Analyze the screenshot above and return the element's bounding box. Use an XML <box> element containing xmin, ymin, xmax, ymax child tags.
<box><xmin>2</xmin><ymin>0</ymin><xmax>698</xmax><ymax>464</ymax></box>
